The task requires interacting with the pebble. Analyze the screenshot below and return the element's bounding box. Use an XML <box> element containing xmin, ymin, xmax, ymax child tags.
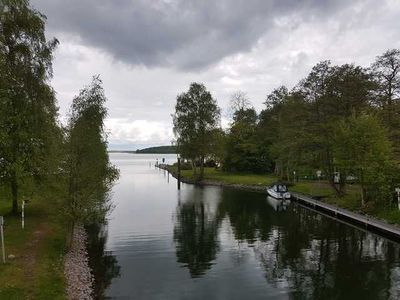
<box><xmin>64</xmin><ymin>225</ymin><xmax>94</xmax><ymax>300</ymax></box>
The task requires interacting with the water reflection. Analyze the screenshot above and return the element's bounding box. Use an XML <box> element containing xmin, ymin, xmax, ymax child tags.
<box><xmin>104</xmin><ymin>154</ymin><xmax>400</xmax><ymax>299</ymax></box>
<box><xmin>86</xmin><ymin>223</ymin><xmax>121</xmax><ymax>299</ymax></box>
<box><xmin>174</xmin><ymin>187</ymin><xmax>400</xmax><ymax>299</ymax></box>
<box><xmin>266</xmin><ymin>196</ymin><xmax>290</xmax><ymax>212</ymax></box>
<box><xmin>174</xmin><ymin>188</ymin><xmax>221</xmax><ymax>277</ymax></box>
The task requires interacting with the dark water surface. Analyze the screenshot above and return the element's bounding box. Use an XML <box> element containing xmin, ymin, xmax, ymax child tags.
<box><xmin>95</xmin><ymin>153</ymin><xmax>400</xmax><ymax>299</ymax></box>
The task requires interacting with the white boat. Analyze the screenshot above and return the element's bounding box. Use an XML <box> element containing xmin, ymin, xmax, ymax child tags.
<box><xmin>266</xmin><ymin>183</ymin><xmax>291</xmax><ymax>200</ymax></box>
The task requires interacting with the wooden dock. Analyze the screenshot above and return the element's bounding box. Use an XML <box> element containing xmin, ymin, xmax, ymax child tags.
<box><xmin>291</xmin><ymin>192</ymin><xmax>400</xmax><ymax>242</ymax></box>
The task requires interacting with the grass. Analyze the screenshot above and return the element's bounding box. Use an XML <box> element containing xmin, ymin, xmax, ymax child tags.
<box><xmin>290</xmin><ymin>180</ymin><xmax>335</xmax><ymax>197</ymax></box>
<box><xmin>0</xmin><ymin>187</ymin><xmax>66</xmax><ymax>299</ymax></box>
<box><xmin>169</xmin><ymin>166</ymin><xmax>277</xmax><ymax>186</ymax></box>
<box><xmin>377</xmin><ymin>210</ymin><xmax>400</xmax><ymax>224</ymax></box>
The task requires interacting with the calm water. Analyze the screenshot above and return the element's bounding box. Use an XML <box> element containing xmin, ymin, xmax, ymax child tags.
<box><xmin>94</xmin><ymin>153</ymin><xmax>400</xmax><ymax>299</ymax></box>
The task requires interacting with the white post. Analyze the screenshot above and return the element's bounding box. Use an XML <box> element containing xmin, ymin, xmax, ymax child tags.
<box><xmin>396</xmin><ymin>188</ymin><xmax>400</xmax><ymax>210</ymax></box>
<box><xmin>0</xmin><ymin>216</ymin><xmax>5</xmax><ymax>263</ymax></box>
<box><xmin>22</xmin><ymin>200</ymin><xmax>25</xmax><ymax>229</ymax></box>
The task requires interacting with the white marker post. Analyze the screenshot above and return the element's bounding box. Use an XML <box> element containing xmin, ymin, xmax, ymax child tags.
<box><xmin>0</xmin><ymin>216</ymin><xmax>5</xmax><ymax>263</ymax></box>
<box><xmin>396</xmin><ymin>188</ymin><xmax>400</xmax><ymax>210</ymax></box>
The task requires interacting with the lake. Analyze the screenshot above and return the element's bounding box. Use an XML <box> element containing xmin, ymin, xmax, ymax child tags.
<box><xmin>93</xmin><ymin>153</ymin><xmax>400</xmax><ymax>299</ymax></box>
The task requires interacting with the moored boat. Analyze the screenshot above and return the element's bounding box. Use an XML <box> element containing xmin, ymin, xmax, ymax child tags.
<box><xmin>266</xmin><ymin>183</ymin><xmax>291</xmax><ymax>200</ymax></box>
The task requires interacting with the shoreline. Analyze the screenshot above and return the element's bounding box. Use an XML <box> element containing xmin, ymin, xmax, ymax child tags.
<box><xmin>160</xmin><ymin>164</ymin><xmax>400</xmax><ymax>241</ymax></box>
<box><xmin>64</xmin><ymin>225</ymin><xmax>94</xmax><ymax>300</ymax></box>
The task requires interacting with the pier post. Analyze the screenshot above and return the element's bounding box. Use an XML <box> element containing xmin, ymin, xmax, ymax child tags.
<box><xmin>177</xmin><ymin>156</ymin><xmax>181</xmax><ymax>190</ymax></box>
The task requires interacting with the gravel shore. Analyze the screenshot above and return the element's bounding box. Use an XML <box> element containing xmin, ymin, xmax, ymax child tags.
<box><xmin>64</xmin><ymin>225</ymin><xmax>94</xmax><ymax>300</ymax></box>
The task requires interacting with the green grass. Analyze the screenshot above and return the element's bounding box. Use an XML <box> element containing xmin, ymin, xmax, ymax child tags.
<box><xmin>376</xmin><ymin>210</ymin><xmax>400</xmax><ymax>225</ymax></box>
<box><xmin>170</xmin><ymin>167</ymin><xmax>277</xmax><ymax>186</ymax></box>
<box><xmin>0</xmin><ymin>188</ymin><xmax>66</xmax><ymax>299</ymax></box>
<box><xmin>290</xmin><ymin>180</ymin><xmax>335</xmax><ymax>197</ymax></box>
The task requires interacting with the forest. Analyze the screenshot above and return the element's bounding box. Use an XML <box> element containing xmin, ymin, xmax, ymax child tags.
<box><xmin>173</xmin><ymin>50</ymin><xmax>400</xmax><ymax>211</ymax></box>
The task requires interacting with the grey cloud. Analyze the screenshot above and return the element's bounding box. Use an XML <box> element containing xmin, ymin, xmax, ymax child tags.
<box><xmin>32</xmin><ymin>0</ymin><xmax>362</xmax><ymax>70</ymax></box>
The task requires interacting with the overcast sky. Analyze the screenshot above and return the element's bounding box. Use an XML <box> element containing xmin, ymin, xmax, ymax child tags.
<box><xmin>31</xmin><ymin>0</ymin><xmax>400</xmax><ymax>150</ymax></box>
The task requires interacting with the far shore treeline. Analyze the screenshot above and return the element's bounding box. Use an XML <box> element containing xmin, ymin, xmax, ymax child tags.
<box><xmin>109</xmin><ymin>145</ymin><xmax>177</xmax><ymax>154</ymax></box>
<box><xmin>173</xmin><ymin>51</ymin><xmax>400</xmax><ymax>209</ymax></box>
<box><xmin>0</xmin><ymin>0</ymin><xmax>118</xmax><ymax>234</ymax></box>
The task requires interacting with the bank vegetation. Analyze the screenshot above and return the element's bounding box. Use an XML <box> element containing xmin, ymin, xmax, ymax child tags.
<box><xmin>0</xmin><ymin>1</ymin><xmax>118</xmax><ymax>298</ymax></box>
<box><xmin>173</xmin><ymin>51</ymin><xmax>400</xmax><ymax>222</ymax></box>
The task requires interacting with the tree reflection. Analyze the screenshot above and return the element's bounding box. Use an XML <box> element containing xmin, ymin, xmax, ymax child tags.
<box><xmin>86</xmin><ymin>223</ymin><xmax>121</xmax><ymax>299</ymax></box>
<box><xmin>172</xmin><ymin>186</ymin><xmax>400</xmax><ymax>297</ymax></box>
<box><xmin>253</xmin><ymin>206</ymin><xmax>400</xmax><ymax>299</ymax></box>
<box><xmin>174</xmin><ymin>188</ymin><xmax>220</xmax><ymax>277</ymax></box>
<box><xmin>216</xmin><ymin>188</ymin><xmax>400</xmax><ymax>299</ymax></box>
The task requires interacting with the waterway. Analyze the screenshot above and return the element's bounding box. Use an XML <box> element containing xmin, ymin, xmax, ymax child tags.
<box><xmin>92</xmin><ymin>153</ymin><xmax>400</xmax><ymax>299</ymax></box>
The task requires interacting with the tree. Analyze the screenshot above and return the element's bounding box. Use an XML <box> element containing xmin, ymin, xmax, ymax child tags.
<box><xmin>173</xmin><ymin>83</ymin><xmax>220</xmax><ymax>179</ymax></box>
<box><xmin>0</xmin><ymin>0</ymin><xmax>59</xmax><ymax>214</ymax></box>
<box><xmin>228</xmin><ymin>91</ymin><xmax>251</xmax><ymax>118</ymax></box>
<box><xmin>65</xmin><ymin>76</ymin><xmax>119</xmax><ymax>233</ymax></box>
<box><xmin>371</xmin><ymin>49</ymin><xmax>400</xmax><ymax>158</ymax></box>
<box><xmin>264</xmin><ymin>85</ymin><xmax>289</xmax><ymax>109</ymax></box>
<box><xmin>295</xmin><ymin>62</ymin><xmax>374</xmax><ymax>193</ymax></box>
<box><xmin>334</xmin><ymin>115</ymin><xmax>393</xmax><ymax>207</ymax></box>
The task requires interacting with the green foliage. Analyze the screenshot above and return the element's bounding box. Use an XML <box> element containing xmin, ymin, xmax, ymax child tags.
<box><xmin>258</xmin><ymin>61</ymin><xmax>385</xmax><ymax>194</ymax></box>
<box><xmin>334</xmin><ymin>115</ymin><xmax>393</xmax><ymax>205</ymax></box>
<box><xmin>0</xmin><ymin>0</ymin><xmax>60</xmax><ymax>214</ymax></box>
<box><xmin>64</xmin><ymin>76</ymin><xmax>119</xmax><ymax>226</ymax></box>
<box><xmin>372</xmin><ymin>49</ymin><xmax>400</xmax><ymax>159</ymax></box>
<box><xmin>173</xmin><ymin>82</ymin><xmax>220</xmax><ymax>179</ymax></box>
<box><xmin>224</xmin><ymin>107</ymin><xmax>271</xmax><ymax>173</ymax></box>
<box><xmin>216</xmin><ymin>52</ymin><xmax>399</xmax><ymax>207</ymax></box>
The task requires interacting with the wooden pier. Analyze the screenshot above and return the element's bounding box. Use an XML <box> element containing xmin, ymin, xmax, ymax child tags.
<box><xmin>291</xmin><ymin>192</ymin><xmax>400</xmax><ymax>242</ymax></box>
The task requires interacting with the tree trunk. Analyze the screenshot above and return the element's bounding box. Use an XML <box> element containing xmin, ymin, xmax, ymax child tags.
<box><xmin>360</xmin><ymin>170</ymin><xmax>366</xmax><ymax>207</ymax></box>
<box><xmin>192</xmin><ymin>159</ymin><xmax>197</xmax><ymax>176</ymax></box>
<box><xmin>286</xmin><ymin>165</ymin><xmax>290</xmax><ymax>182</ymax></box>
<box><xmin>11</xmin><ymin>171</ymin><xmax>18</xmax><ymax>214</ymax></box>
<box><xmin>199</xmin><ymin>156</ymin><xmax>205</xmax><ymax>180</ymax></box>
<box><xmin>339</xmin><ymin>170</ymin><xmax>346</xmax><ymax>196</ymax></box>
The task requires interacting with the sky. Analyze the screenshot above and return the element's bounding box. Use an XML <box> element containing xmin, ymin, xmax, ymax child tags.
<box><xmin>31</xmin><ymin>0</ymin><xmax>400</xmax><ymax>150</ymax></box>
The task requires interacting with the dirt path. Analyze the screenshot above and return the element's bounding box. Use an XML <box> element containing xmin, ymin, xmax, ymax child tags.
<box><xmin>22</xmin><ymin>223</ymin><xmax>52</xmax><ymax>299</ymax></box>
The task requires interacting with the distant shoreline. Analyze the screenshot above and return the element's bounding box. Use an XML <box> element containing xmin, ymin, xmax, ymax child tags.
<box><xmin>109</xmin><ymin>145</ymin><xmax>177</xmax><ymax>154</ymax></box>
<box><xmin>108</xmin><ymin>151</ymin><xmax>176</xmax><ymax>154</ymax></box>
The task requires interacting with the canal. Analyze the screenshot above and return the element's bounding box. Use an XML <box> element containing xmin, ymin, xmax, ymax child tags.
<box><xmin>93</xmin><ymin>153</ymin><xmax>400</xmax><ymax>299</ymax></box>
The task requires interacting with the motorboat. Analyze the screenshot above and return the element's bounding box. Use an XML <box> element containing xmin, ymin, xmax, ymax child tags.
<box><xmin>266</xmin><ymin>183</ymin><xmax>291</xmax><ymax>200</ymax></box>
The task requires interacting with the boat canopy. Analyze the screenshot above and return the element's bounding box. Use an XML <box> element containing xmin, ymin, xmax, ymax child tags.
<box><xmin>272</xmin><ymin>183</ymin><xmax>288</xmax><ymax>192</ymax></box>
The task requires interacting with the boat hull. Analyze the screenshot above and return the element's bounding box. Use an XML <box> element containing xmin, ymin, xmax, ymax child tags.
<box><xmin>267</xmin><ymin>188</ymin><xmax>291</xmax><ymax>200</ymax></box>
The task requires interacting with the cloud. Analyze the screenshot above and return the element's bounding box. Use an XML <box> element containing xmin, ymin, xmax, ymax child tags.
<box><xmin>32</xmin><ymin>0</ymin><xmax>368</xmax><ymax>71</ymax></box>
<box><xmin>29</xmin><ymin>0</ymin><xmax>400</xmax><ymax>147</ymax></box>
<box><xmin>105</xmin><ymin>119</ymin><xmax>174</xmax><ymax>149</ymax></box>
